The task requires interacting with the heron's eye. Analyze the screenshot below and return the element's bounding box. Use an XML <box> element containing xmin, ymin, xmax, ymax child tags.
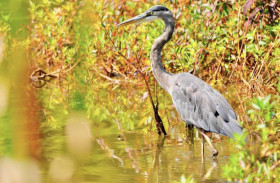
<box><xmin>147</xmin><ymin>11</ymin><xmax>153</xmax><ymax>16</ymax></box>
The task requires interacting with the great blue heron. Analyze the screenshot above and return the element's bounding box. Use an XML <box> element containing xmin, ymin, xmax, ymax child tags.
<box><xmin>117</xmin><ymin>5</ymin><xmax>243</xmax><ymax>156</ymax></box>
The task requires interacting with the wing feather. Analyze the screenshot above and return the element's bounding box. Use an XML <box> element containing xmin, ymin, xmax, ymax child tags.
<box><xmin>170</xmin><ymin>73</ymin><xmax>242</xmax><ymax>138</ymax></box>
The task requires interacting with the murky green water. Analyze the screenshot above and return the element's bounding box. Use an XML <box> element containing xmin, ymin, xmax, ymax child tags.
<box><xmin>0</xmin><ymin>82</ymin><xmax>239</xmax><ymax>183</ymax></box>
<box><xmin>87</xmin><ymin>131</ymin><xmax>236</xmax><ymax>183</ymax></box>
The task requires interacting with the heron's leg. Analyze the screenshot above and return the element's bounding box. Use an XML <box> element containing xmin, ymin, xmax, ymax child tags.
<box><xmin>199</xmin><ymin>129</ymin><xmax>218</xmax><ymax>157</ymax></box>
<box><xmin>201</xmin><ymin>135</ymin><xmax>204</xmax><ymax>154</ymax></box>
<box><xmin>201</xmin><ymin>134</ymin><xmax>204</xmax><ymax>161</ymax></box>
<box><xmin>185</xmin><ymin>124</ymin><xmax>194</xmax><ymax>144</ymax></box>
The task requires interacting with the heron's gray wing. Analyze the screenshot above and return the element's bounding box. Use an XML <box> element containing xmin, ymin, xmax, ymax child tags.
<box><xmin>170</xmin><ymin>73</ymin><xmax>242</xmax><ymax>138</ymax></box>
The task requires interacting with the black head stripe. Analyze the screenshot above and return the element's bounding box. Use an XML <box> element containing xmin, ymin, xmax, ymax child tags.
<box><xmin>149</xmin><ymin>5</ymin><xmax>169</xmax><ymax>12</ymax></box>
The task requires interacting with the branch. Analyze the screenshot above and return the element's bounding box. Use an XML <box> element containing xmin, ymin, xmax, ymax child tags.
<box><xmin>30</xmin><ymin>58</ymin><xmax>82</xmax><ymax>88</ymax></box>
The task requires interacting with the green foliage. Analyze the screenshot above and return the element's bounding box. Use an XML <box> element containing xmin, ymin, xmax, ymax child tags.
<box><xmin>223</xmin><ymin>79</ymin><xmax>280</xmax><ymax>182</ymax></box>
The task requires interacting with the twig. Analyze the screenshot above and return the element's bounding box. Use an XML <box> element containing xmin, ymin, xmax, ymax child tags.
<box><xmin>270</xmin><ymin>160</ymin><xmax>280</xmax><ymax>170</ymax></box>
<box><xmin>30</xmin><ymin>58</ymin><xmax>83</xmax><ymax>88</ymax></box>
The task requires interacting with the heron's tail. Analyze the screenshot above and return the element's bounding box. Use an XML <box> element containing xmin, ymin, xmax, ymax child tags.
<box><xmin>220</xmin><ymin>118</ymin><xmax>243</xmax><ymax>139</ymax></box>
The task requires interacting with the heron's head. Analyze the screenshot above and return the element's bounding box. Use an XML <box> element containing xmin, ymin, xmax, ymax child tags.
<box><xmin>116</xmin><ymin>5</ymin><xmax>172</xmax><ymax>27</ymax></box>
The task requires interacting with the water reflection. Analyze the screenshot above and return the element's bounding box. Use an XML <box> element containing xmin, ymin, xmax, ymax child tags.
<box><xmin>91</xmin><ymin>128</ymin><xmax>237</xmax><ymax>183</ymax></box>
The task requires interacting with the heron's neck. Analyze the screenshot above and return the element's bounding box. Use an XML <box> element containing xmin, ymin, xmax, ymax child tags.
<box><xmin>150</xmin><ymin>16</ymin><xmax>174</xmax><ymax>93</ymax></box>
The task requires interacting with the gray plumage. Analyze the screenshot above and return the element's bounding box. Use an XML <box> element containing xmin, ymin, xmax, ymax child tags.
<box><xmin>117</xmin><ymin>5</ymin><xmax>243</xmax><ymax>139</ymax></box>
<box><xmin>170</xmin><ymin>72</ymin><xmax>242</xmax><ymax>138</ymax></box>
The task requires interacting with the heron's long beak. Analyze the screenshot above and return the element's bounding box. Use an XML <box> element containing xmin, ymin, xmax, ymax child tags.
<box><xmin>116</xmin><ymin>13</ymin><xmax>158</xmax><ymax>27</ymax></box>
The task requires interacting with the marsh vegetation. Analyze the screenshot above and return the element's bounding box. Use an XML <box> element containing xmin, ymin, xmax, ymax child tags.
<box><xmin>0</xmin><ymin>0</ymin><xmax>279</xmax><ymax>182</ymax></box>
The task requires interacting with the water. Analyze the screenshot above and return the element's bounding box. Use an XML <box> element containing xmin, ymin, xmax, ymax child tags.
<box><xmin>0</xmin><ymin>82</ymin><xmax>239</xmax><ymax>183</ymax></box>
<box><xmin>76</xmin><ymin>112</ymin><xmax>240</xmax><ymax>183</ymax></box>
<box><xmin>88</xmin><ymin>132</ymin><xmax>235</xmax><ymax>183</ymax></box>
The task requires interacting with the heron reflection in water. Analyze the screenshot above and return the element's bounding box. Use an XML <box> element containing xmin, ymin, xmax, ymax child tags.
<box><xmin>117</xmin><ymin>5</ymin><xmax>243</xmax><ymax>156</ymax></box>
